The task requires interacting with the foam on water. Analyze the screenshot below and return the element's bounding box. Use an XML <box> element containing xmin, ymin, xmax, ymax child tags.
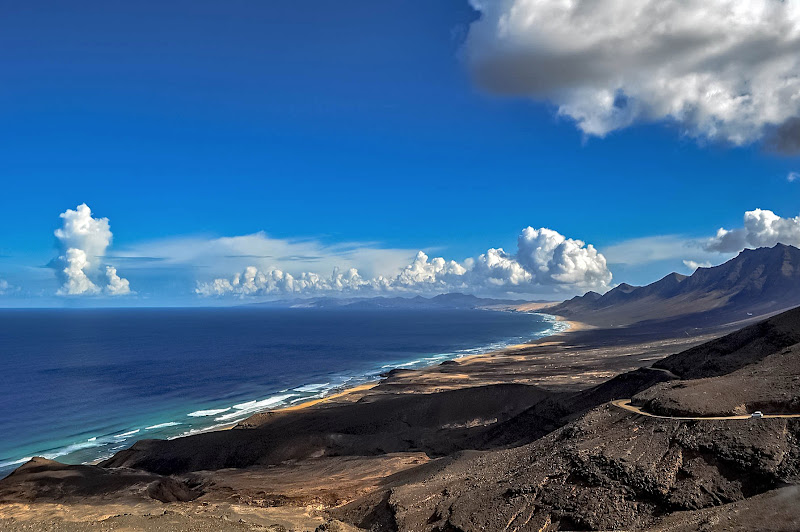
<box><xmin>42</xmin><ymin>438</ymin><xmax>106</xmax><ymax>460</ymax></box>
<box><xmin>289</xmin><ymin>392</ymin><xmax>325</xmax><ymax>404</ymax></box>
<box><xmin>0</xmin><ymin>457</ymin><xmax>32</xmax><ymax>469</ymax></box>
<box><xmin>113</xmin><ymin>429</ymin><xmax>140</xmax><ymax>439</ymax></box>
<box><xmin>215</xmin><ymin>394</ymin><xmax>295</xmax><ymax>421</ymax></box>
<box><xmin>294</xmin><ymin>382</ymin><xmax>330</xmax><ymax>392</ymax></box>
<box><xmin>187</xmin><ymin>407</ymin><xmax>231</xmax><ymax>417</ymax></box>
<box><xmin>145</xmin><ymin>422</ymin><xmax>181</xmax><ymax>430</ymax></box>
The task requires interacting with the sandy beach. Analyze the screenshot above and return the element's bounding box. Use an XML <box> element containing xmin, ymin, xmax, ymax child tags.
<box><xmin>279</xmin><ymin>382</ymin><xmax>380</xmax><ymax>412</ymax></box>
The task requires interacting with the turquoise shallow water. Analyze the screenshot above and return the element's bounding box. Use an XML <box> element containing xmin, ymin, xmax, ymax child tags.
<box><xmin>0</xmin><ymin>307</ymin><xmax>564</xmax><ymax>476</ymax></box>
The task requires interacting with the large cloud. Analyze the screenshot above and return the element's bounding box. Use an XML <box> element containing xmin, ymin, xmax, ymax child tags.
<box><xmin>197</xmin><ymin>226</ymin><xmax>612</xmax><ymax>298</ymax></box>
<box><xmin>516</xmin><ymin>227</ymin><xmax>610</xmax><ymax>286</ymax></box>
<box><xmin>465</xmin><ymin>0</ymin><xmax>800</xmax><ymax>146</ymax></box>
<box><xmin>52</xmin><ymin>204</ymin><xmax>132</xmax><ymax>296</ymax></box>
<box><xmin>705</xmin><ymin>209</ymin><xmax>800</xmax><ymax>252</ymax></box>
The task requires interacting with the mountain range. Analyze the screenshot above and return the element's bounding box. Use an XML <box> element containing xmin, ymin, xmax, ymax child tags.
<box><xmin>551</xmin><ymin>243</ymin><xmax>800</xmax><ymax>327</ymax></box>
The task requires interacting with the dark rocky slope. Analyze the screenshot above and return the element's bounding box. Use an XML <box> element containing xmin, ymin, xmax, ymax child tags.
<box><xmin>653</xmin><ymin>304</ymin><xmax>800</xmax><ymax>378</ymax></box>
<box><xmin>100</xmin><ymin>363</ymin><xmax>686</xmax><ymax>477</ymax></box>
<box><xmin>100</xmin><ymin>384</ymin><xmax>554</xmax><ymax>475</ymax></box>
<box><xmin>479</xmin><ymin>366</ymin><xmax>678</xmax><ymax>448</ymax></box>
<box><xmin>333</xmin><ymin>406</ymin><xmax>800</xmax><ymax>531</ymax></box>
<box><xmin>0</xmin><ymin>457</ymin><xmax>201</xmax><ymax>504</ymax></box>
<box><xmin>639</xmin><ymin>341</ymin><xmax>800</xmax><ymax>417</ymax></box>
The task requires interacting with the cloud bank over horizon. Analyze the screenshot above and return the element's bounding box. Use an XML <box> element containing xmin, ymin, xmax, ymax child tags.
<box><xmin>465</xmin><ymin>0</ymin><xmax>800</xmax><ymax>148</ymax></box>
<box><xmin>196</xmin><ymin>226</ymin><xmax>612</xmax><ymax>298</ymax></box>
<box><xmin>24</xmin><ymin>205</ymin><xmax>800</xmax><ymax>302</ymax></box>
<box><xmin>52</xmin><ymin>204</ymin><xmax>132</xmax><ymax>296</ymax></box>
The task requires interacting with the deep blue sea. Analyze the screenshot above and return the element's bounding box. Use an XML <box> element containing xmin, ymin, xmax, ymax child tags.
<box><xmin>0</xmin><ymin>308</ymin><xmax>563</xmax><ymax>476</ymax></box>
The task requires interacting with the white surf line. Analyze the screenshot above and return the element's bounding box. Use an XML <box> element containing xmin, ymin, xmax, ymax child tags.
<box><xmin>612</xmin><ymin>400</ymin><xmax>800</xmax><ymax>420</ymax></box>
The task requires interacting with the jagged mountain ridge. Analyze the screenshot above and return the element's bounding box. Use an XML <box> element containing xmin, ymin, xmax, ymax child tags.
<box><xmin>551</xmin><ymin>243</ymin><xmax>800</xmax><ymax>326</ymax></box>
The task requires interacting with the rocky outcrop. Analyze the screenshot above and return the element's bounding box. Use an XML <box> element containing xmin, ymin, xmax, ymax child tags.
<box><xmin>0</xmin><ymin>457</ymin><xmax>201</xmax><ymax>504</ymax></box>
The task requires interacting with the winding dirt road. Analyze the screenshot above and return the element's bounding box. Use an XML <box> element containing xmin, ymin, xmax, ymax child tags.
<box><xmin>611</xmin><ymin>400</ymin><xmax>800</xmax><ymax>420</ymax></box>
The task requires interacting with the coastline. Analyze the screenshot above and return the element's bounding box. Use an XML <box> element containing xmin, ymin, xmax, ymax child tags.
<box><xmin>422</xmin><ymin>313</ymin><xmax>581</xmax><ymax>365</ymax></box>
<box><xmin>106</xmin><ymin>311</ymin><xmax>580</xmax><ymax>437</ymax></box>
<box><xmin>249</xmin><ymin>312</ymin><xmax>583</xmax><ymax>416</ymax></box>
<box><xmin>1</xmin><ymin>308</ymin><xmax>584</xmax><ymax>472</ymax></box>
<box><xmin>277</xmin><ymin>382</ymin><xmax>380</xmax><ymax>412</ymax></box>
<box><xmin>173</xmin><ymin>311</ymin><xmax>578</xmax><ymax>429</ymax></box>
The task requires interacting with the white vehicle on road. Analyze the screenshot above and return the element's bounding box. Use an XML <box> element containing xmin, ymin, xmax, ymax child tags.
<box><xmin>751</xmin><ymin>411</ymin><xmax>764</xmax><ymax>418</ymax></box>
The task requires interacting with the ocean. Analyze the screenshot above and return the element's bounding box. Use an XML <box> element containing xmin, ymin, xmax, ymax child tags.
<box><xmin>0</xmin><ymin>307</ymin><xmax>564</xmax><ymax>476</ymax></box>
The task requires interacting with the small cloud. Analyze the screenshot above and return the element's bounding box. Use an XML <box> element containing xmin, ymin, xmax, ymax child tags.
<box><xmin>105</xmin><ymin>256</ymin><xmax>166</xmax><ymax>263</ymax></box>
<box><xmin>105</xmin><ymin>266</ymin><xmax>133</xmax><ymax>296</ymax></box>
<box><xmin>788</xmin><ymin>172</ymin><xmax>800</xmax><ymax>182</ymax></box>
<box><xmin>222</xmin><ymin>254</ymin><xmax>274</xmax><ymax>259</ymax></box>
<box><xmin>277</xmin><ymin>255</ymin><xmax>324</xmax><ymax>262</ymax></box>
<box><xmin>683</xmin><ymin>260</ymin><xmax>712</xmax><ymax>272</ymax></box>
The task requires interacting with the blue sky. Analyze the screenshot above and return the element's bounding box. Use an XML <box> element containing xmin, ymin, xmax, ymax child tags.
<box><xmin>1</xmin><ymin>0</ymin><xmax>799</xmax><ymax>305</ymax></box>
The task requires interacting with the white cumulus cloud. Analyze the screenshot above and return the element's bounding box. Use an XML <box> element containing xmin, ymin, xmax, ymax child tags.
<box><xmin>53</xmin><ymin>204</ymin><xmax>132</xmax><ymax>296</ymax></box>
<box><xmin>0</xmin><ymin>279</ymin><xmax>10</xmax><ymax>295</ymax></box>
<box><xmin>197</xmin><ymin>226</ymin><xmax>612</xmax><ymax>298</ymax></box>
<box><xmin>57</xmin><ymin>248</ymin><xmax>100</xmax><ymax>296</ymax></box>
<box><xmin>104</xmin><ymin>266</ymin><xmax>132</xmax><ymax>296</ymax></box>
<box><xmin>704</xmin><ymin>209</ymin><xmax>800</xmax><ymax>253</ymax></box>
<box><xmin>516</xmin><ymin>227</ymin><xmax>611</xmax><ymax>286</ymax></box>
<box><xmin>196</xmin><ymin>265</ymin><xmax>371</xmax><ymax>297</ymax></box>
<box><xmin>466</xmin><ymin>0</ymin><xmax>800</xmax><ymax>146</ymax></box>
<box><xmin>682</xmin><ymin>259</ymin><xmax>712</xmax><ymax>272</ymax></box>
<box><xmin>391</xmin><ymin>251</ymin><xmax>469</xmax><ymax>291</ymax></box>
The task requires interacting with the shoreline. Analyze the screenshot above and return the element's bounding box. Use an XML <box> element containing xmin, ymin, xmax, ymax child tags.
<box><xmin>252</xmin><ymin>312</ymin><xmax>583</xmax><ymax>416</ymax></box>
<box><xmin>276</xmin><ymin>382</ymin><xmax>380</xmax><ymax>412</ymax></box>
<box><xmin>135</xmin><ymin>312</ymin><xmax>581</xmax><ymax>434</ymax></box>
<box><xmin>6</xmin><ymin>311</ymin><xmax>580</xmax><ymax>471</ymax></box>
